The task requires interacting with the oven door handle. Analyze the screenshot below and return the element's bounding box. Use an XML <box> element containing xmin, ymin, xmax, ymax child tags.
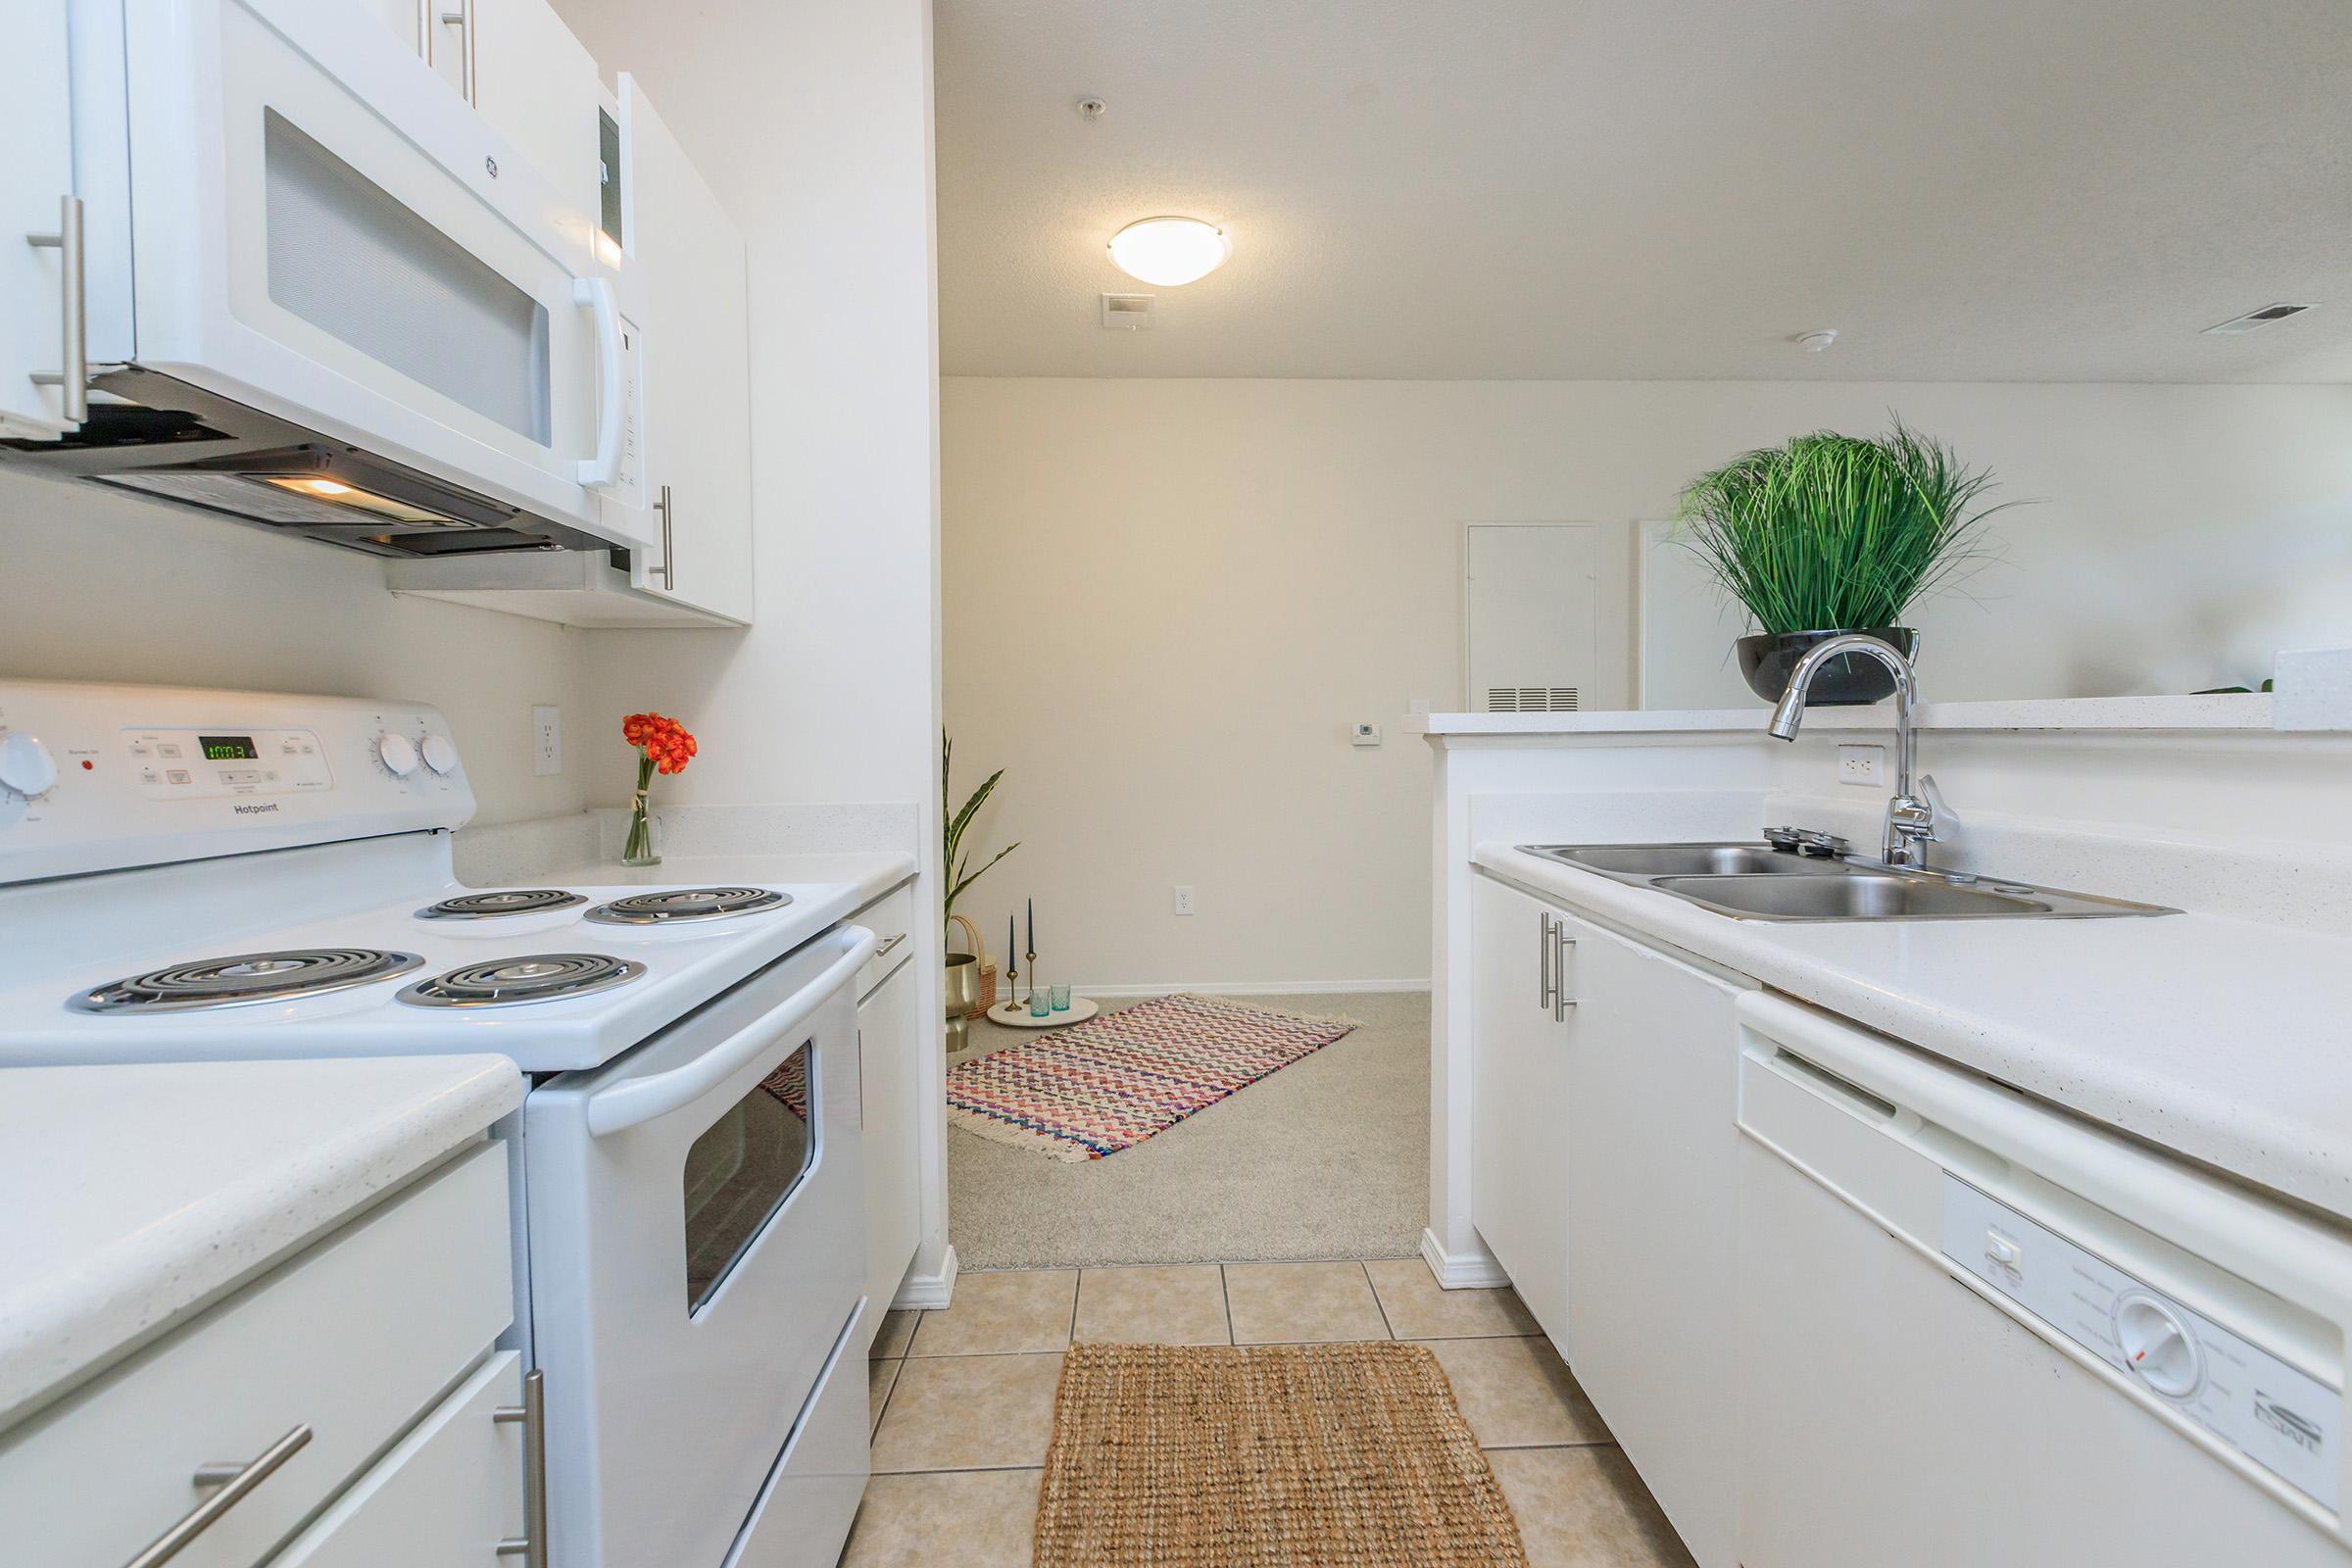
<box><xmin>584</xmin><ymin>925</ymin><xmax>878</xmax><ymax>1138</ymax></box>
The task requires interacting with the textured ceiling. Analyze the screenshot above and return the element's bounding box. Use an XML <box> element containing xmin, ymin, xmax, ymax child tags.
<box><xmin>934</xmin><ymin>0</ymin><xmax>2352</xmax><ymax>381</ymax></box>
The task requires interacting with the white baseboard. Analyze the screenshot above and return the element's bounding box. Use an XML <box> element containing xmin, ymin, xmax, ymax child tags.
<box><xmin>1077</xmin><ymin>979</ymin><xmax>1432</xmax><ymax>1000</ymax></box>
<box><xmin>1421</xmin><ymin>1227</ymin><xmax>1510</xmax><ymax>1290</ymax></box>
<box><xmin>892</xmin><ymin>1244</ymin><xmax>958</xmax><ymax>1310</ymax></box>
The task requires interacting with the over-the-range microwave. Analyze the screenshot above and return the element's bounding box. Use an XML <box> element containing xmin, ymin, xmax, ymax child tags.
<box><xmin>2</xmin><ymin>0</ymin><xmax>646</xmax><ymax>560</ymax></box>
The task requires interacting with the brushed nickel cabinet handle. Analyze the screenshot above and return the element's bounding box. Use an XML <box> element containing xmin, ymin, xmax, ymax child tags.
<box><xmin>1554</xmin><ymin>930</ymin><xmax>1578</xmax><ymax>1022</ymax></box>
<box><xmin>437</xmin><ymin>0</ymin><xmax>477</xmax><ymax>104</ymax></box>
<box><xmin>1538</xmin><ymin>911</ymin><xmax>1556</xmax><ymax>1012</ymax></box>
<box><xmin>25</xmin><ymin>194</ymin><xmax>86</xmax><ymax>424</ymax></box>
<box><xmin>654</xmin><ymin>484</ymin><xmax>675</xmax><ymax>589</ymax></box>
<box><xmin>873</xmin><ymin>931</ymin><xmax>906</xmax><ymax>959</ymax></box>
<box><xmin>122</xmin><ymin>1424</ymin><xmax>312</xmax><ymax>1568</ymax></box>
<box><xmin>494</xmin><ymin>1368</ymin><xmax>548</xmax><ymax>1567</ymax></box>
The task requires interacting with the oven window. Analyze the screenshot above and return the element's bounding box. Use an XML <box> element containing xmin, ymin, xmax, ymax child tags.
<box><xmin>263</xmin><ymin>110</ymin><xmax>553</xmax><ymax>445</ymax></box>
<box><xmin>682</xmin><ymin>1042</ymin><xmax>815</xmax><ymax>1312</ymax></box>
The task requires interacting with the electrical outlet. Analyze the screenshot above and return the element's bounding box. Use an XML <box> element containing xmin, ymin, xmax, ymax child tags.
<box><xmin>533</xmin><ymin>705</ymin><xmax>562</xmax><ymax>776</ymax></box>
<box><xmin>1837</xmin><ymin>743</ymin><xmax>1884</xmax><ymax>787</ymax></box>
<box><xmin>1172</xmin><ymin>885</ymin><xmax>1197</xmax><ymax>916</ymax></box>
<box><xmin>1351</xmin><ymin>722</ymin><xmax>1382</xmax><ymax>747</ymax></box>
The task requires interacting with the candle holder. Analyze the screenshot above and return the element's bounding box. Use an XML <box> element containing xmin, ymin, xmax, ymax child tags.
<box><xmin>1025</xmin><ymin>948</ymin><xmax>1038</xmax><ymax>1004</ymax></box>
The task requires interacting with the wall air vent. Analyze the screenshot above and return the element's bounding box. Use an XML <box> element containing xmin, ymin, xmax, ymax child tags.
<box><xmin>1486</xmin><ymin>686</ymin><xmax>1581</xmax><ymax>713</ymax></box>
<box><xmin>1100</xmin><ymin>292</ymin><xmax>1154</xmax><ymax>330</ymax></box>
<box><xmin>2202</xmin><ymin>303</ymin><xmax>2318</xmax><ymax>335</ymax></box>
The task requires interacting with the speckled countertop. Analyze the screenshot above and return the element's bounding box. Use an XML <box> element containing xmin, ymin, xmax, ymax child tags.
<box><xmin>0</xmin><ymin>1054</ymin><xmax>522</xmax><ymax>1428</ymax></box>
<box><xmin>1477</xmin><ymin>843</ymin><xmax>2352</xmax><ymax>1224</ymax></box>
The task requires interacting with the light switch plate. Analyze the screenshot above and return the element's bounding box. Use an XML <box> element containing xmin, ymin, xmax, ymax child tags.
<box><xmin>533</xmin><ymin>705</ymin><xmax>562</xmax><ymax>776</ymax></box>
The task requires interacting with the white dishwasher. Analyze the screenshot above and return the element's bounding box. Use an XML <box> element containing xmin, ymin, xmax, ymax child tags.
<box><xmin>1734</xmin><ymin>992</ymin><xmax>2352</xmax><ymax>1566</ymax></box>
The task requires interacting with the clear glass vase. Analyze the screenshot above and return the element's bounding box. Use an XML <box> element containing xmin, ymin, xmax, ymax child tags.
<box><xmin>622</xmin><ymin>757</ymin><xmax>661</xmax><ymax>866</ymax></box>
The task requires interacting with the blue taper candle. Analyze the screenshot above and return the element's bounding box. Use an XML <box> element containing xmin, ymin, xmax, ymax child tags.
<box><xmin>1027</xmin><ymin>898</ymin><xmax>1035</xmax><ymax>955</ymax></box>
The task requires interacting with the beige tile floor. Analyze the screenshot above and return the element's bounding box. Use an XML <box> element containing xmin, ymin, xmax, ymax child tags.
<box><xmin>852</xmin><ymin>1259</ymin><xmax>1695</xmax><ymax>1567</ymax></box>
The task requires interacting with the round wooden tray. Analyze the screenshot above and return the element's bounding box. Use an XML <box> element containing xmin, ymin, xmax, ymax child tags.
<box><xmin>988</xmin><ymin>996</ymin><xmax>1100</xmax><ymax>1029</ymax></box>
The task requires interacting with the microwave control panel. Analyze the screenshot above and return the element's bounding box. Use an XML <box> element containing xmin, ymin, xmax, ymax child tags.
<box><xmin>1941</xmin><ymin>1175</ymin><xmax>2338</xmax><ymax>1511</ymax></box>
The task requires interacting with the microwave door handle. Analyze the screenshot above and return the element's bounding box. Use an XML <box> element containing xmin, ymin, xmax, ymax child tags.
<box><xmin>583</xmin><ymin>926</ymin><xmax>877</xmax><ymax>1138</ymax></box>
<box><xmin>572</xmin><ymin>275</ymin><xmax>622</xmax><ymax>488</ymax></box>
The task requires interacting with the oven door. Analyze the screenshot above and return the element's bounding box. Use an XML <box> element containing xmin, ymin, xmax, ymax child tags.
<box><xmin>94</xmin><ymin>0</ymin><xmax>647</xmax><ymax>547</ymax></box>
<box><xmin>523</xmin><ymin>925</ymin><xmax>875</xmax><ymax>1568</ymax></box>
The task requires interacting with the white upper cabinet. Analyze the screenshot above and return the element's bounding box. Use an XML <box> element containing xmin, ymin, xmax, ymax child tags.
<box><xmin>365</xmin><ymin>0</ymin><xmax>603</xmax><ymax>242</ymax></box>
<box><xmin>1</xmin><ymin>1</ymin><xmax>78</xmax><ymax>438</ymax></box>
<box><xmin>612</xmin><ymin>74</ymin><xmax>755</xmax><ymax>625</ymax></box>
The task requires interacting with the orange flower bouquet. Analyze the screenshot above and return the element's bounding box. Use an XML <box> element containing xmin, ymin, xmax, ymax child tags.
<box><xmin>620</xmin><ymin>711</ymin><xmax>697</xmax><ymax>865</ymax></box>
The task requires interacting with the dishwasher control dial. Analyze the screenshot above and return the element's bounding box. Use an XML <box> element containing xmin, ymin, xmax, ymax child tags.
<box><xmin>376</xmin><ymin>732</ymin><xmax>420</xmax><ymax>778</ymax></box>
<box><xmin>0</xmin><ymin>731</ymin><xmax>58</xmax><ymax>800</ymax></box>
<box><xmin>2113</xmin><ymin>1291</ymin><xmax>2203</xmax><ymax>1398</ymax></box>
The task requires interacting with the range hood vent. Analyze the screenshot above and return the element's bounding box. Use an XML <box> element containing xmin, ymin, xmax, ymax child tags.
<box><xmin>2202</xmin><ymin>303</ymin><xmax>2318</xmax><ymax>335</ymax></box>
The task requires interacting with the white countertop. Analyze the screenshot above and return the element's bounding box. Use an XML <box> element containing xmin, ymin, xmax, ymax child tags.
<box><xmin>1413</xmin><ymin>693</ymin><xmax>2276</xmax><ymax>738</ymax></box>
<box><xmin>0</xmin><ymin>1054</ymin><xmax>522</xmax><ymax>1427</ymax></box>
<box><xmin>1476</xmin><ymin>842</ymin><xmax>2352</xmax><ymax>1223</ymax></box>
<box><xmin>526</xmin><ymin>851</ymin><xmax>917</xmax><ymax>909</ymax></box>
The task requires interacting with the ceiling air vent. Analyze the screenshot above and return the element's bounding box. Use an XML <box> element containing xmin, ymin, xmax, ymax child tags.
<box><xmin>2202</xmin><ymin>303</ymin><xmax>2318</xmax><ymax>335</ymax></box>
<box><xmin>1486</xmin><ymin>686</ymin><xmax>1580</xmax><ymax>713</ymax></box>
<box><xmin>1100</xmin><ymin>293</ymin><xmax>1154</xmax><ymax>330</ymax></box>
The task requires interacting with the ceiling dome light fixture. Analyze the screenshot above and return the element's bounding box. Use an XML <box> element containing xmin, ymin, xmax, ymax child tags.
<box><xmin>1107</xmin><ymin>217</ymin><xmax>1231</xmax><ymax>287</ymax></box>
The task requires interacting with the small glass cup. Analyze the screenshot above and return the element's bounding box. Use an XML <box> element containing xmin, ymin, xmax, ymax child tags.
<box><xmin>1029</xmin><ymin>986</ymin><xmax>1052</xmax><ymax>1018</ymax></box>
<box><xmin>1050</xmin><ymin>984</ymin><xmax>1072</xmax><ymax>1011</ymax></box>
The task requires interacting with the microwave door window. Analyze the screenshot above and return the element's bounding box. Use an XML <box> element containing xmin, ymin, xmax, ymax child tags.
<box><xmin>682</xmin><ymin>1042</ymin><xmax>815</xmax><ymax>1312</ymax></box>
<box><xmin>263</xmin><ymin>110</ymin><xmax>552</xmax><ymax>446</ymax></box>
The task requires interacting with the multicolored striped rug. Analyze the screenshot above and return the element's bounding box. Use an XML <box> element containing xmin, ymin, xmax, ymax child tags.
<box><xmin>946</xmin><ymin>993</ymin><xmax>1360</xmax><ymax>1161</ymax></box>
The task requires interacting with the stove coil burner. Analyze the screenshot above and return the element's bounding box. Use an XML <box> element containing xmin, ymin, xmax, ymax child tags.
<box><xmin>71</xmin><ymin>949</ymin><xmax>426</xmax><ymax>1013</ymax></box>
<box><xmin>416</xmin><ymin>889</ymin><xmax>589</xmax><ymax>920</ymax></box>
<box><xmin>585</xmin><ymin>887</ymin><xmax>791</xmax><ymax>926</ymax></box>
<box><xmin>398</xmin><ymin>954</ymin><xmax>647</xmax><ymax>1008</ymax></box>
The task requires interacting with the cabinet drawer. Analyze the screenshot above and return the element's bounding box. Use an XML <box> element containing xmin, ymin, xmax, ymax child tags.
<box><xmin>267</xmin><ymin>1350</ymin><xmax>524</xmax><ymax>1567</ymax></box>
<box><xmin>722</xmin><ymin>1309</ymin><xmax>870</xmax><ymax>1568</ymax></box>
<box><xmin>0</xmin><ymin>1141</ymin><xmax>513</xmax><ymax>1568</ymax></box>
<box><xmin>856</xmin><ymin>884</ymin><xmax>915</xmax><ymax>999</ymax></box>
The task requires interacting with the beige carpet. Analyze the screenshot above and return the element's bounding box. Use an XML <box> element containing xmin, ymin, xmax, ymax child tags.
<box><xmin>947</xmin><ymin>991</ymin><xmax>1430</xmax><ymax>1270</ymax></box>
<box><xmin>1036</xmin><ymin>1342</ymin><xmax>1526</xmax><ymax>1567</ymax></box>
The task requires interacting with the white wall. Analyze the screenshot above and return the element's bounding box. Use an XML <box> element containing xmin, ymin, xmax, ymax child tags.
<box><xmin>0</xmin><ymin>471</ymin><xmax>596</xmax><ymax>825</ymax></box>
<box><xmin>552</xmin><ymin>0</ymin><xmax>950</xmax><ymax>1296</ymax></box>
<box><xmin>942</xmin><ymin>377</ymin><xmax>2352</xmax><ymax>990</ymax></box>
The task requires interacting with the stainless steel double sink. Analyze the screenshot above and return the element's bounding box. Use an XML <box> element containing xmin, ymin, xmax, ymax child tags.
<box><xmin>1518</xmin><ymin>842</ymin><xmax>2177</xmax><ymax>922</ymax></box>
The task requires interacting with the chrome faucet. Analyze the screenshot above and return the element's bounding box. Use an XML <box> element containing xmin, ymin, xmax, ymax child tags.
<box><xmin>1766</xmin><ymin>634</ymin><xmax>1939</xmax><ymax>868</ymax></box>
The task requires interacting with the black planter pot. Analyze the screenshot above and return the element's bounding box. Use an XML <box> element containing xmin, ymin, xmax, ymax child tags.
<box><xmin>1736</xmin><ymin>627</ymin><xmax>1919</xmax><ymax>705</ymax></box>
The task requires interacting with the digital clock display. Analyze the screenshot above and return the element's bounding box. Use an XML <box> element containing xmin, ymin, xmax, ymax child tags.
<box><xmin>199</xmin><ymin>735</ymin><xmax>259</xmax><ymax>761</ymax></box>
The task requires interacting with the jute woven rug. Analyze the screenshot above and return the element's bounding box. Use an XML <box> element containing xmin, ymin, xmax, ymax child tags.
<box><xmin>946</xmin><ymin>993</ymin><xmax>1360</xmax><ymax>1161</ymax></box>
<box><xmin>1034</xmin><ymin>1342</ymin><xmax>1528</xmax><ymax>1567</ymax></box>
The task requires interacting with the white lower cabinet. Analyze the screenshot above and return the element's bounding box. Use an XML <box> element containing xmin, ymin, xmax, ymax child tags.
<box><xmin>0</xmin><ymin>1141</ymin><xmax>518</xmax><ymax>1568</ymax></box>
<box><xmin>1469</xmin><ymin>874</ymin><xmax>1574</xmax><ymax>1339</ymax></box>
<box><xmin>268</xmin><ymin>1351</ymin><xmax>525</xmax><ymax>1566</ymax></box>
<box><xmin>1469</xmin><ymin>871</ymin><xmax>1746</xmax><ymax>1568</ymax></box>
<box><xmin>1555</xmin><ymin>909</ymin><xmax>1744</xmax><ymax>1568</ymax></box>
<box><xmin>858</xmin><ymin>923</ymin><xmax>921</xmax><ymax>1326</ymax></box>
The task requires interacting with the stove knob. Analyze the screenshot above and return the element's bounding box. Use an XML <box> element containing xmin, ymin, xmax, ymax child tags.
<box><xmin>419</xmin><ymin>734</ymin><xmax>460</xmax><ymax>775</ymax></box>
<box><xmin>376</xmin><ymin>732</ymin><xmax>419</xmax><ymax>778</ymax></box>
<box><xmin>0</xmin><ymin>731</ymin><xmax>58</xmax><ymax>799</ymax></box>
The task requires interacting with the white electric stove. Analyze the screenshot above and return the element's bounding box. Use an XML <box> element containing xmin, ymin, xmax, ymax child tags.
<box><xmin>0</xmin><ymin>679</ymin><xmax>877</xmax><ymax>1568</ymax></box>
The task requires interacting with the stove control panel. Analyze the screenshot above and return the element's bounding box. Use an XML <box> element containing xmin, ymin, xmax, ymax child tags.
<box><xmin>124</xmin><ymin>727</ymin><xmax>335</xmax><ymax>800</ymax></box>
<box><xmin>0</xmin><ymin>680</ymin><xmax>476</xmax><ymax>885</ymax></box>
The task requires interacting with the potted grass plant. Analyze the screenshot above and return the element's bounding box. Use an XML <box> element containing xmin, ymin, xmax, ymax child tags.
<box><xmin>1675</xmin><ymin>419</ymin><xmax>2011</xmax><ymax>704</ymax></box>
